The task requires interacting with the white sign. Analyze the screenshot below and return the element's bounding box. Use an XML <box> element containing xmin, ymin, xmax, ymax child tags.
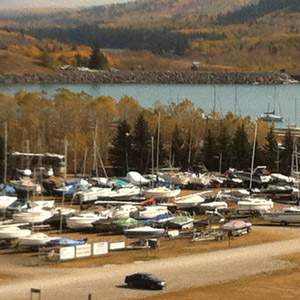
<box><xmin>93</xmin><ymin>242</ymin><xmax>108</xmax><ymax>256</ymax></box>
<box><xmin>76</xmin><ymin>244</ymin><xmax>92</xmax><ymax>258</ymax></box>
<box><xmin>60</xmin><ymin>246</ymin><xmax>75</xmax><ymax>260</ymax></box>
<box><xmin>109</xmin><ymin>241</ymin><xmax>125</xmax><ymax>251</ymax></box>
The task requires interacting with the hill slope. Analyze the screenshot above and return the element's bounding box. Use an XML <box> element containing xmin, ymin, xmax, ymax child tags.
<box><xmin>0</xmin><ymin>0</ymin><xmax>254</xmax><ymax>28</ymax></box>
<box><xmin>217</xmin><ymin>0</ymin><xmax>300</xmax><ymax>24</ymax></box>
<box><xmin>0</xmin><ymin>50</ymin><xmax>53</xmax><ymax>74</ymax></box>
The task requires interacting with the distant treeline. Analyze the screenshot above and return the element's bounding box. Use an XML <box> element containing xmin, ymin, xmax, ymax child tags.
<box><xmin>217</xmin><ymin>0</ymin><xmax>300</xmax><ymax>25</ymax></box>
<box><xmin>26</xmin><ymin>25</ymin><xmax>226</xmax><ymax>56</ymax></box>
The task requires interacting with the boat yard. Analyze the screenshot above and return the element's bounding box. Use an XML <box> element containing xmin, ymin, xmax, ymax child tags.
<box><xmin>2</xmin><ymin>168</ymin><xmax>300</xmax><ymax>299</ymax></box>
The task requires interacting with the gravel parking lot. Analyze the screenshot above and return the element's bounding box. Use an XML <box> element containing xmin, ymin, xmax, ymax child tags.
<box><xmin>1</xmin><ymin>227</ymin><xmax>300</xmax><ymax>300</ymax></box>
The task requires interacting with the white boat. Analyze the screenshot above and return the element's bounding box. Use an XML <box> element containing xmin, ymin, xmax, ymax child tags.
<box><xmin>189</xmin><ymin>174</ymin><xmax>212</xmax><ymax>187</ymax></box>
<box><xmin>12</xmin><ymin>209</ymin><xmax>53</xmax><ymax>224</ymax></box>
<box><xmin>144</xmin><ymin>187</ymin><xmax>181</xmax><ymax>200</ymax></box>
<box><xmin>125</xmin><ymin>171</ymin><xmax>150</xmax><ymax>186</ymax></box>
<box><xmin>175</xmin><ymin>194</ymin><xmax>205</xmax><ymax>209</ymax></box>
<box><xmin>171</xmin><ymin>173</ymin><xmax>191</xmax><ymax>186</ymax></box>
<box><xmin>259</xmin><ymin>101</ymin><xmax>283</xmax><ymax>123</ymax></box>
<box><xmin>0</xmin><ymin>226</ymin><xmax>31</xmax><ymax>239</ymax></box>
<box><xmin>262</xmin><ymin>206</ymin><xmax>300</xmax><ymax>225</ymax></box>
<box><xmin>259</xmin><ymin>109</ymin><xmax>283</xmax><ymax>122</ymax></box>
<box><xmin>0</xmin><ymin>195</ymin><xmax>18</xmax><ymax>212</ymax></box>
<box><xmin>124</xmin><ymin>226</ymin><xmax>165</xmax><ymax>239</ymax></box>
<box><xmin>237</xmin><ymin>197</ymin><xmax>273</xmax><ymax>213</ymax></box>
<box><xmin>97</xmin><ymin>186</ymin><xmax>142</xmax><ymax>201</ymax></box>
<box><xmin>112</xmin><ymin>205</ymin><xmax>138</xmax><ymax>218</ymax></box>
<box><xmin>130</xmin><ymin>206</ymin><xmax>168</xmax><ymax>219</ymax></box>
<box><xmin>74</xmin><ymin>187</ymin><xmax>105</xmax><ymax>203</ymax></box>
<box><xmin>200</xmin><ymin>201</ymin><xmax>228</xmax><ymax>211</ymax></box>
<box><xmin>165</xmin><ymin>211</ymin><xmax>194</xmax><ymax>229</ymax></box>
<box><xmin>10</xmin><ymin>176</ymin><xmax>39</xmax><ymax>193</ymax></box>
<box><xmin>18</xmin><ymin>232</ymin><xmax>60</xmax><ymax>247</ymax></box>
<box><xmin>67</xmin><ymin>212</ymin><xmax>106</xmax><ymax>230</ymax></box>
<box><xmin>29</xmin><ymin>200</ymin><xmax>55</xmax><ymax>210</ymax></box>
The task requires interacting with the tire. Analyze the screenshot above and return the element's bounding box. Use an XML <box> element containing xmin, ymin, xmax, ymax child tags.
<box><xmin>150</xmin><ymin>284</ymin><xmax>157</xmax><ymax>290</ymax></box>
<box><xmin>280</xmin><ymin>221</ymin><xmax>288</xmax><ymax>226</ymax></box>
<box><xmin>128</xmin><ymin>281</ymin><xmax>134</xmax><ymax>288</ymax></box>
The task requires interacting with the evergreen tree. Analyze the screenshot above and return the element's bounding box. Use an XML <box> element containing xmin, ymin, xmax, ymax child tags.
<box><xmin>0</xmin><ymin>137</ymin><xmax>5</xmax><ymax>183</ymax></box>
<box><xmin>281</xmin><ymin>129</ymin><xmax>294</xmax><ymax>175</ymax></box>
<box><xmin>109</xmin><ymin>120</ymin><xmax>132</xmax><ymax>176</ymax></box>
<box><xmin>153</xmin><ymin>127</ymin><xmax>168</xmax><ymax>169</ymax></box>
<box><xmin>132</xmin><ymin>114</ymin><xmax>151</xmax><ymax>174</ymax></box>
<box><xmin>75</xmin><ymin>53</ymin><xmax>89</xmax><ymax>67</ymax></box>
<box><xmin>263</xmin><ymin>126</ymin><xmax>277</xmax><ymax>172</ymax></box>
<box><xmin>217</xmin><ymin>123</ymin><xmax>232</xmax><ymax>173</ymax></box>
<box><xmin>232</xmin><ymin>124</ymin><xmax>251</xmax><ymax>170</ymax></box>
<box><xmin>171</xmin><ymin>125</ymin><xmax>185</xmax><ymax>168</ymax></box>
<box><xmin>202</xmin><ymin>129</ymin><xmax>218</xmax><ymax>171</ymax></box>
<box><xmin>88</xmin><ymin>45</ymin><xmax>108</xmax><ymax>70</ymax></box>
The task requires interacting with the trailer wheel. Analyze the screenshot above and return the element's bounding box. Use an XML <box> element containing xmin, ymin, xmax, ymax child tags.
<box><xmin>280</xmin><ymin>221</ymin><xmax>288</xmax><ymax>226</ymax></box>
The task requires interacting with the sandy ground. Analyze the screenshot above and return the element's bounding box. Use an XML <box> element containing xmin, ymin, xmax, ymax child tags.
<box><xmin>1</xmin><ymin>227</ymin><xmax>300</xmax><ymax>300</ymax></box>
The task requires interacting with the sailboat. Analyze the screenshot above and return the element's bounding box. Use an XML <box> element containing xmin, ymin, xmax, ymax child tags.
<box><xmin>259</xmin><ymin>103</ymin><xmax>283</xmax><ymax>122</ymax></box>
<box><xmin>259</xmin><ymin>88</ymin><xmax>283</xmax><ymax>123</ymax></box>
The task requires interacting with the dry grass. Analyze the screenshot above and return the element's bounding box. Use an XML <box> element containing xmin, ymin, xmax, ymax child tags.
<box><xmin>0</xmin><ymin>50</ymin><xmax>53</xmax><ymax>74</ymax></box>
<box><xmin>42</xmin><ymin>226</ymin><xmax>297</xmax><ymax>268</ymax></box>
<box><xmin>143</xmin><ymin>252</ymin><xmax>300</xmax><ymax>300</ymax></box>
<box><xmin>0</xmin><ymin>273</ymin><xmax>17</xmax><ymax>284</ymax></box>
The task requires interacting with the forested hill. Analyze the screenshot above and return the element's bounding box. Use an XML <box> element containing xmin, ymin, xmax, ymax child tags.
<box><xmin>217</xmin><ymin>0</ymin><xmax>300</xmax><ymax>25</ymax></box>
<box><xmin>0</xmin><ymin>0</ymin><xmax>254</xmax><ymax>28</ymax></box>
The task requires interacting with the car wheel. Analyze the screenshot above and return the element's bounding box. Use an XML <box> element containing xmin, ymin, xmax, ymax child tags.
<box><xmin>128</xmin><ymin>281</ymin><xmax>134</xmax><ymax>288</ymax></box>
<box><xmin>150</xmin><ymin>284</ymin><xmax>157</xmax><ymax>290</ymax></box>
<box><xmin>280</xmin><ymin>221</ymin><xmax>287</xmax><ymax>226</ymax></box>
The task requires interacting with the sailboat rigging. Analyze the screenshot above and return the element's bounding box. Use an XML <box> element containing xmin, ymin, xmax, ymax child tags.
<box><xmin>259</xmin><ymin>87</ymin><xmax>283</xmax><ymax>123</ymax></box>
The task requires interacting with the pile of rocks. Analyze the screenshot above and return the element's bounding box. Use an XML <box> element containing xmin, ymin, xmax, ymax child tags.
<box><xmin>0</xmin><ymin>70</ymin><xmax>297</xmax><ymax>84</ymax></box>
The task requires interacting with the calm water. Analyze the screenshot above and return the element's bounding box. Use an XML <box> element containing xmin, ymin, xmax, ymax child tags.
<box><xmin>1</xmin><ymin>83</ymin><xmax>300</xmax><ymax>128</ymax></box>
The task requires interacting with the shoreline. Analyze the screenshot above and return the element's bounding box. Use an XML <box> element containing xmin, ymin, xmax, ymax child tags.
<box><xmin>0</xmin><ymin>70</ymin><xmax>297</xmax><ymax>85</ymax></box>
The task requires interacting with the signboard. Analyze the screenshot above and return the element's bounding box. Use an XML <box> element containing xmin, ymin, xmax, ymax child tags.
<box><xmin>60</xmin><ymin>246</ymin><xmax>75</xmax><ymax>261</ymax></box>
<box><xmin>109</xmin><ymin>241</ymin><xmax>125</xmax><ymax>251</ymax></box>
<box><xmin>93</xmin><ymin>242</ymin><xmax>108</xmax><ymax>256</ymax></box>
<box><xmin>76</xmin><ymin>244</ymin><xmax>92</xmax><ymax>258</ymax></box>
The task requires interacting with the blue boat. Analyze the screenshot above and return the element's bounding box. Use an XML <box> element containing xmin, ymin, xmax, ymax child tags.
<box><xmin>46</xmin><ymin>238</ymin><xmax>88</xmax><ymax>246</ymax></box>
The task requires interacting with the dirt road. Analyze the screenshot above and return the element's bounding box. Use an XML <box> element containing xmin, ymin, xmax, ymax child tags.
<box><xmin>2</xmin><ymin>233</ymin><xmax>300</xmax><ymax>300</ymax></box>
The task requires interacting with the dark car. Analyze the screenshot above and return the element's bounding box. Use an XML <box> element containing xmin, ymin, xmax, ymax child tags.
<box><xmin>125</xmin><ymin>273</ymin><xmax>166</xmax><ymax>290</ymax></box>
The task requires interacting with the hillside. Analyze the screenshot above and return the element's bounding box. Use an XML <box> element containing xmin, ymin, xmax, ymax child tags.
<box><xmin>0</xmin><ymin>50</ymin><xmax>54</xmax><ymax>74</ymax></box>
<box><xmin>0</xmin><ymin>0</ymin><xmax>254</xmax><ymax>28</ymax></box>
<box><xmin>217</xmin><ymin>0</ymin><xmax>300</xmax><ymax>24</ymax></box>
<box><xmin>0</xmin><ymin>0</ymin><xmax>299</xmax><ymax>74</ymax></box>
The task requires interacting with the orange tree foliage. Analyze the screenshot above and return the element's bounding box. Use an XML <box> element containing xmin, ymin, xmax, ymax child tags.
<box><xmin>0</xmin><ymin>89</ymin><xmax>270</xmax><ymax>173</ymax></box>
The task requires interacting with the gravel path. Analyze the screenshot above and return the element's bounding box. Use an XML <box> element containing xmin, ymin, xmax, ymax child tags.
<box><xmin>2</xmin><ymin>231</ymin><xmax>300</xmax><ymax>300</ymax></box>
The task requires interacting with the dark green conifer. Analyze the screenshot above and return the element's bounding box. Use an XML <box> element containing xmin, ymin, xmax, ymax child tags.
<box><xmin>202</xmin><ymin>129</ymin><xmax>218</xmax><ymax>171</ymax></box>
<box><xmin>232</xmin><ymin>124</ymin><xmax>251</xmax><ymax>170</ymax></box>
<box><xmin>109</xmin><ymin>119</ymin><xmax>132</xmax><ymax>176</ymax></box>
<box><xmin>88</xmin><ymin>45</ymin><xmax>108</xmax><ymax>70</ymax></box>
<box><xmin>263</xmin><ymin>126</ymin><xmax>277</xmax><ymax>172</ymax></box>
<box><xmin>132</xmin><ymin>114</ymin><xmax>151</xmax><ymax>174</ymax></box>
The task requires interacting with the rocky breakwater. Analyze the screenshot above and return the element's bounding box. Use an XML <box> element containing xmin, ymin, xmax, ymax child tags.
<box><xmin>0</xmin><ymin>70</ymin><xmax>297</xmax><ymax>84</ymax></box>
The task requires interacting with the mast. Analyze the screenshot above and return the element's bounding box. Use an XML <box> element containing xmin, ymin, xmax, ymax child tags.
<box><xmin>213</xmin><ymin>86</ymin><xmax>216</xmax><ymax>112</ymax></box>
<box><xmin>4</xmin><ymin>122</ymin><xmax>7</xmax><ymax>186</ymax></box>
<box><xmin>249</xmin><ymin>122</ymin><xmax>258</xmax><ymax>190</ymax></box>
<box><xmin>93</xmin><ymin>120</ymin><xmax>98</xmax><ymax>177</ymax></box>
<box><xmin>188</xmin><ymin>120</ymin><xmax>194</xmax><ymax>164</ymax></box>
<box><xmin>60</xmin><ymin>137</ymin><xmax>67</xmax><ymax>234</ymax></box>
<box><xmin>156</xmin><ymin>111</ymin><xmax>160</xmax><ymax>176</ymax></box>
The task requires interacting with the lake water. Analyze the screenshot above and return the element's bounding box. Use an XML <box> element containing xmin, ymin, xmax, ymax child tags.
<box><xmin>1</xmin><ymin>83</ymin><xmax>300</xmax><ymax>128</ymax></box>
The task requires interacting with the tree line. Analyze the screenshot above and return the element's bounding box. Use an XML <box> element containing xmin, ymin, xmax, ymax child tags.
<box><xmin>26</xmin><ymin>25</ymin><xmax>227</xmax><ymax>56</ymax></box>
<box><xmin>0</xmin><ymin>89</ymin><xmax>297</xmax><ymax>181</ymax></box>
<box><xmin>217</xmin><ymin>0</ymin><xmax>300</xmax><ymax>25</ymax></box>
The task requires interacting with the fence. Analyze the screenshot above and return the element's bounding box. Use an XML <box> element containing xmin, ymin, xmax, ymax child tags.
<box><xmin>38</xmin><ymin>241</ymin><xmax>125</xmax><ymax>265</ymax></box>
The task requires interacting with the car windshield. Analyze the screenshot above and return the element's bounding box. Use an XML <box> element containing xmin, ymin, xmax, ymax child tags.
<box><xmin>146</xmin><ymin>274</ymin><xmax>159</xmax><ymax>281</ymax></box>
